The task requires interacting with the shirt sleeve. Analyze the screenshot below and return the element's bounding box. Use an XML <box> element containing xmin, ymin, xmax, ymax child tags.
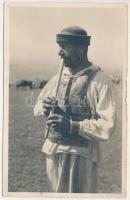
<box><xmin>33</xmin><ymin>76</ymin><xmax>57</xmax><ymax>116</ymax></box>
<box><xmin>79</xmin><ymin>79</ymin><xmax>116</xmax><ymax>141</ymax></box>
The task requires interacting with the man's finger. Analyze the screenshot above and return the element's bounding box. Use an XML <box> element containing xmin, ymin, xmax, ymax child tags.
<box><xmin>43</xmin><ymin>103</ymin><xmax>53</xmax><ymax>109</ymax></box>
<box><xmin>47</xmin><ymin>113</ymin><xmax>61</xmax><ymax>120</ymax></box>
<box><xmin>43</xmin><ymin>99</ymin><xmax>53</xmax><ymax>105</ymax></box>
<box><xmin>46</xmin><ymin>119</ymin><xmax>61</xmax><ymax>125</ymax></box>
<box><xmin>48</xmin><ymin>96</ymin><xmax>56</xmax><ymax>100</ymax></box>
<box><xmin>43</xmin><ymin>97</ymin><xmax>57</xmax><ymax>105</ymax></box>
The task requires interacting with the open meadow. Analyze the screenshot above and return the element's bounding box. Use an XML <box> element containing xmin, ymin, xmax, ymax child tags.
<box><xmin>8</xmin><ymin>80</ymin><xmax>123</xmax><ymax>193</ymax></box>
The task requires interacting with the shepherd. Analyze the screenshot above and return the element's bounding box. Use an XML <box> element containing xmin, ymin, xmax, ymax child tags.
<box><xmin>34</xmin><ymin>25</ymin><xmax>116</xmax><ymax>193</ymax></box>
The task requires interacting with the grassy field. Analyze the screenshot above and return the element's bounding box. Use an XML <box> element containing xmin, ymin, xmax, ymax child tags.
<box><xmin>8</xmin><ymin>81</ymin><xmax>122</xmax><ymax>193</ymax></box>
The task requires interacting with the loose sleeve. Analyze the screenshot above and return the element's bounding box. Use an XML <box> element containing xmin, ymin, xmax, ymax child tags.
<box><xmin>79</xmin><ymin>79</ymin><xmax>116</xmax><ymax>141</ymax></box>
<box><xmin>34</xmin><ymin>76</ymin><xmax>57</xmax><ymax>116</ymax></box>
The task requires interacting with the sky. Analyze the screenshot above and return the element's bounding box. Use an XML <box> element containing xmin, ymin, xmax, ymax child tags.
<box><xmin>8</xmin><ymin>4</ymin><xmax>127</xmax><ymax>83</ymax></box>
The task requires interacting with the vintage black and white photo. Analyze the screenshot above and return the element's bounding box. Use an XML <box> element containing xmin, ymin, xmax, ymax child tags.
<box><xmin>3</xmin><ymin>2</ymin><xmax>127</xmax><ymax>197</ymax></box>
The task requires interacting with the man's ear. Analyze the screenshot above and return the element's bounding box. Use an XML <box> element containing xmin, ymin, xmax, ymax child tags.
<box><xmin>77</xmin><ymin>45</ymin><xmax>85</xmax><ymax>54</ymax></box>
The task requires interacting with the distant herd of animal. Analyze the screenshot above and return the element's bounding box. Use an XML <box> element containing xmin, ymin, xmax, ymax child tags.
<box><xmin>15</xmin><ymin>79</ymin><xmax>48</xmax><ymax>90</ymax></box>
<box><xmin>10</xmin><ymin>75</ymin><xmax>120</xmax><ymax>90</ymax></box>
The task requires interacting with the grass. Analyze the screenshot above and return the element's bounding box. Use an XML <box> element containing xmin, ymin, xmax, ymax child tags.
<box><xmin>8</xmin><ymin>81</ymin><xmax>122</xmax><ymax>193</ymax></box>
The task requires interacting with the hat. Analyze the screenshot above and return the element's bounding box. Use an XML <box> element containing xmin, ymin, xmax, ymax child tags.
<box><xmin>56</xmin><ymin>25</ymin><xmax>91</xmax><ymax>46</ymax></box>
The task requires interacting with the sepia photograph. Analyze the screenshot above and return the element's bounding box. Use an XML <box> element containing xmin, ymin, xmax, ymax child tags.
<box><xmin>3</xmin><ymin>2</ymin><xmax>127</xmax><ymax>198</ymax></box>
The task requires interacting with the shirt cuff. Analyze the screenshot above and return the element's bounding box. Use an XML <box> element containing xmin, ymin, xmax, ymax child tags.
<box><xmin>79</xmin><ymin>120</ymin><xmax>97</xmax><ymax>141</ymax></box>
<box><xmin>69</xmin><ymin>119</ymin><xmax>80</xmax><ymax>136</ymax></box>
<box><xmin>34</xmin><ymin>104</ymin><xmax>44</xmax><ymax>116</ymax></box>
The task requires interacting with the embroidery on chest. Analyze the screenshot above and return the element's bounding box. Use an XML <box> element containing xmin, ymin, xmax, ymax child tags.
<box><xmin>64</xmin><ymin>70</ymin><xmax>99</xmax><ymax>118</ymax></box>
<box><xmin>71</xmin><ymin>75</ymin><xmax>88</xmax><ymax>97</ymax></box>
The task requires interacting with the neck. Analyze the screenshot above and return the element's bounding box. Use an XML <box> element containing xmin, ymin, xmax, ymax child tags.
<box><xmin>69</xmin><ymin>57</ymin><xmax>91</xmax><ymax>75</ymax></box>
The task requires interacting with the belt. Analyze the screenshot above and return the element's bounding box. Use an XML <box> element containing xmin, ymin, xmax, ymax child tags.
<box><xmin>48</xmin><ymin>132</ymin><xmax>89</xmax><ymax>147</ymax></box>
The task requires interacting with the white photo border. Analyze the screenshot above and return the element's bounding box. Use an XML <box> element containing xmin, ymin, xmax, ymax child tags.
<box><xmin>0</xmin><ymin>1</ymin><xmax>129</xmax><ymax>199</ymax></box>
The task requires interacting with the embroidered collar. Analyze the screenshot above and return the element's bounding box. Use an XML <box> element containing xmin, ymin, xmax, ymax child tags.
<box><xmin>63</xmin><ymin>63</ymin><xmax>100</xmax><ymax>78</ymax></box>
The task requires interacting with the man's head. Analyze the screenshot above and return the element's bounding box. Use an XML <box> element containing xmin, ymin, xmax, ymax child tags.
<box><xmin>56</xmin><ymin>25</ymin><xmax>91</xmax><ymax>68</ymax></box>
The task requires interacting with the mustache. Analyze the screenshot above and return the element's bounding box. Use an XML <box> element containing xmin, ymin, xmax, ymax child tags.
<box><xmin>59</xmin><ymin>54</ymin><xmax>69</xmax><ymax>61</ymax></box>
<box><xmin>58</xmin><ymin>52</ymin><xmax>67</xmax><ymax>59</ymax></box>
<box><xmin>59</xmin><ymin>54</ymin><xmax>66</xmax><ymax>59</ymax></box>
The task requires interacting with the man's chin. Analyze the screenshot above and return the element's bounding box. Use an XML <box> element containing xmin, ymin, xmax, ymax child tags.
<box><xmin>65</xmin><ymin>65</ymin><xmax>70</xmax><ymax>68</ymax></box>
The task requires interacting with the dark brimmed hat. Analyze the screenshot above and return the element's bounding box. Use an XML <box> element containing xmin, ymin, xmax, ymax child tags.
<box><xmin>56</xmin><ymin>25</ymin><xmax>91</xmax><ymax>46</ymax></box>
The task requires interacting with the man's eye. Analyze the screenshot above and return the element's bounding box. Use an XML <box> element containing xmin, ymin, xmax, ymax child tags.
<box><xmin>61</xmin><ymin>47</ymin><xmax>66</xmax><ymax>51</ymax></box>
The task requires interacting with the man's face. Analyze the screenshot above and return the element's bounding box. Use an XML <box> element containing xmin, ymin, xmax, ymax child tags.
<box><xmin>58</xmin><ymin>42</ymin><xmax>80</xmax><ymax>69</ymax></box>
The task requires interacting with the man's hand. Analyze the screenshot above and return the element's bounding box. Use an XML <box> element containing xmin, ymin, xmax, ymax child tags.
<box><xmin>43</xmin><ymin>97</ymin><xmax>71</xmax><ymax>142</ymax></box>
<box><xmin>47</xmin><ymin>113</ymin><xmax>70</xmax><ymax>134</ymax></box>
<box><xmin>43</xmin><ymin>97</ymin><xmax>68</xmax><ymax>117</ymax></box>
<box><xmin>43</xmin><ymin>97</ymin><xmax>57</xmax><ymax>117</ymax></box>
